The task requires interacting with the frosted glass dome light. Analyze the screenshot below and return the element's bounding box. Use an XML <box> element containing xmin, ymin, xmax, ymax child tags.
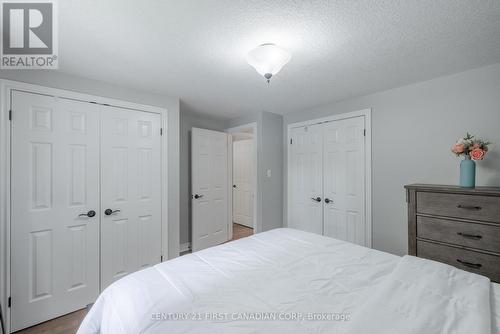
<box><xmin>246</xmin><ymin>43</ymin><xmax>291</xmax><ymax>83</ymax></box>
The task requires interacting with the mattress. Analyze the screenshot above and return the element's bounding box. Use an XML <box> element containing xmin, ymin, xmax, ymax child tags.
<box><xmin>78</xmin><ymin>228</ymin><xmax>500</xmax><ymax>334</ymax></box>
<box><xmin>493</xmin><ymin>283</ymin><xmax>500</xmax><ymax>332</ymax></box>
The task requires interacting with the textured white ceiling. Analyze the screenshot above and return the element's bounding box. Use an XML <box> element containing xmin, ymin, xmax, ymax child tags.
<box><xmin>58</xmin><ymin>0</ymin><xmax>500</xmax><ymax>119</ymax></box>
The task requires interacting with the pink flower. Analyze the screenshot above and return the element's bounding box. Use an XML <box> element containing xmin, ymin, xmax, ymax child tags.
<box><xmin>470</xmin><ymin>148</ymin><xmax>486</xmax><ymax>160</ymax></box>
<box><xmin>472</xmin><ymin>143</ymin><xmax>480</xmax><ymax>150</ymax></box>
<box><xmin>451</xmin><ymin>143</ymin><xmax>465</xmax><ymax>154</ymax></box>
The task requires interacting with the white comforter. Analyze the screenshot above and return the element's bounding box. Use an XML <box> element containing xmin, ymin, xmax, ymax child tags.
<box><xmin>78</xmin><ymin>228</ymin><xmax>498</xmax><ymax>334</ymax></box>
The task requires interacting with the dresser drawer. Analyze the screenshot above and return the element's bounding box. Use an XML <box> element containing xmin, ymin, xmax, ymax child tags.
<box><xmin>417</xmin><ymin>240</ymin><xmax>500</xmax><ymax>282</ymax></box>
<box><xmin>416</xmin><ymin>192</ymin><xmax>500</xmax><ymax>223</ymax></box>
<box><xmin>417</xmin><ymin>216</ymin><xmax>500</xmax><ymax>253</ymax></box>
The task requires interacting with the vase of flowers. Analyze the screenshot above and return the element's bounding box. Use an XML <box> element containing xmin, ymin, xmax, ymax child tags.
<box><xmin>451</xmin><ymin>133</ymin><xmax>491</xmax><ymax>188</ymax></box>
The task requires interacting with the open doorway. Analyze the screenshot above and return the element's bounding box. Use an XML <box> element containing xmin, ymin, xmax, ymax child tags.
<box><xmin>226</xmin><ymin>123</ymin><xmax>257</xmax><ymax>241</ymax></box>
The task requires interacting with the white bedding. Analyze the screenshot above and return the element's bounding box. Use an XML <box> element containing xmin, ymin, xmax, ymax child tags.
<box><xmin>78</xmin><ymin>228</ymin><xmax>500</xmax><ymax>334</ymax></box>
<box><xmin>341</xmin><ymin>255</ymin><xmax>491</xmax><ymax>334</ymax></box>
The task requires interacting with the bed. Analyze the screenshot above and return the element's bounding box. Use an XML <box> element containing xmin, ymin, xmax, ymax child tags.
<box><xmin>78</xmin><ymin>228</ymin><xmax>500</xmax><ymax>334</ymax></box>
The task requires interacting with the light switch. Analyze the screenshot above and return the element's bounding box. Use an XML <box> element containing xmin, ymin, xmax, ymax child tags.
<box><xmin>266</xmin><ymin>169</ymin><xmax>272</xmax><ymax>178</ymax></box>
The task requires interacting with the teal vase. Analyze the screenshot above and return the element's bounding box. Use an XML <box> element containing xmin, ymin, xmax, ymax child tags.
<box><xmin>460</xmin><ymin>156</ymin><xmax>476</xmax><ymax>188</ymax></box>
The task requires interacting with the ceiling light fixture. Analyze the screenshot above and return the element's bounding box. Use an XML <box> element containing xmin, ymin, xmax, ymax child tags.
<box><xmin>246</xmin><ymin>43</ymin><xmax>291</xmax><ymax>83</ymax></box>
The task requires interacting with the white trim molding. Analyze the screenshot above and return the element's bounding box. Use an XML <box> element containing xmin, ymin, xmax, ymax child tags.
<box><xmin>286</xmin><ymin>108</ymin><xmax>372</xmax><ymax>248</ymax></box>
<box><xmin>227</xmin><ymin>133</ymin><xmax>234</xmax><ymax>241</ymax></box>
<box><xmin>0</xmin><ymin>79</ymin><xmax>170</xmax><ymax>333</ymax></box>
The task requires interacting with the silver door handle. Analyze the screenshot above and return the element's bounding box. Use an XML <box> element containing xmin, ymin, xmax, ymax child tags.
<box><xmin>193</xmin><ymin>194</ymin><xmax>204</xmax><ymax>199</ymax></box>
<box><xmin>104</xmin><ymin>209</ymin><xmax>121</xmax><ymax>216</ymax></box>
<box><xmin>79</xmin><ymin>210</ymin><xmax>96</xmax><ymax>218</ymax></box>
<box><xmin>311</xmin><ymin>197</ymin><xmax>321</xmax><ymax>202</ymax></box>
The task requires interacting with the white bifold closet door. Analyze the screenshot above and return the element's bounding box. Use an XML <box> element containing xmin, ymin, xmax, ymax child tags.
<box><xmin>191</xmin><ymin>128</ymin><xmax>229</xmax><ymax>252</ymax></box>
<box><xmin>322</xmin><ymin>117</ymin><xmax>366</xmax><ymax>245</ymax></box>
<box><xmin>288</xmin><ymin>124</ymin><xmax>323</xmax><ymax>234</ymax></box>
<box><xmin>289</xmin><ymin>116</ymin><xmax>366</xmax><ymax>246</ymax></box>
<box><xmin>100</xmin><ymin>106</ymin><xmax>162</xmax><ymax>289</ymax></box>
<box><xmin>11</xmin><ymin>91</ymin><xmax>100</xmax><ymax>331</ymax></box>
<box><xmin>232</xmin><ymin>139</ymin><xmax>254</xmax><ymax>228</ymax></box>
<box><xmin>10</xmin><ymin>91</ymin><xmax>162</xmax><ymax>331</ymax></box>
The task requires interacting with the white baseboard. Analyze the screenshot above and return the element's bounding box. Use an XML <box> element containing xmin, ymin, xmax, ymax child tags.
<box><xmin>180</xmin><ymin>242</ymin><xmax>191</xmax><ymax>253</ymax></box>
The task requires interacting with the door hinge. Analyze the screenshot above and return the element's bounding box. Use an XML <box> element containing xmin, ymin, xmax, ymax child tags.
<box><xmin>160</xmin><ymin>255</ymin><xmax>163</xmax><ymax>262</ymax></box>
<box><xmin>8</xmin><ymin>296</ymin><xmax>11</xmax><ymax>308</ymax></box>
<box><xmin>290</xmin><ymin>138</ymin><xmax>293</xmax><ymax>144</ymax></box>
<box><xmin>8</xmin><ymin>109</ymin><xmax>12</xmax><ymax>121</ymax></box>
<box><xmin>160</xmin><ymin>128</ymin><xmax>163</xmax><ymax>136</ymax></box>
<box><xmin>363</xmin><ymin>129</ymin><xmax>366</xmax><ymax>136</ymax></box>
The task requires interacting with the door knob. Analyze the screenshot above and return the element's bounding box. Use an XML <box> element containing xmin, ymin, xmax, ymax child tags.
<box><xmin>104</xmin><ymin>209</ymin><xmax>121</xmax><ymax>216</ymax></box>
<box><xmin>311</xmin><ymin>197</ymin><xmax>322</xmax><ymax>202</ymax></box>
<box><xmin>193</xmin><ymin>194</ymin><xmax>204</xmax><ymax>199</ymax></box>
<box><xmin>79</xmin><ymin>210</ymin><xmax>96</xmax><ymax>218</ymax></box>
<box><xmin>233</xmin><ymin>185</ymin><xmax>237</xmax><ymax>188</ymax></box>
<box><xmin>324</xmin><ymin>198</ymin><xmax>333</xmax><ymax>204</ymax></box>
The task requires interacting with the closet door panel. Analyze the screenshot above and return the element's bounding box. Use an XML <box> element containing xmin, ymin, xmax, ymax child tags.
<box><xmin>323</xmin><ymin>124</ymin><xmax>344</xmax><ymax>239</ymax></box>
<box><xmin>11</xmin><ymin>92</ymin><xmax>100</xmax><ymax>331</ymax></box>
<box><xmin>289</xmin><ymin>124</ymin><xmax>323</xmax><ymax>234</ymax></box>
<box><xmin>100</xmin><ymin>107</ymin><xmax>162</xmax><ymax>289</ymax></box>
<box><xmin>323</xmin><ymin>117</ymin><xmax>366</xmax><ymax>245</ymax></box>
<box><xmin>345</xmin><ymin>122</ymin><xmax>366</xmax><ymax>245</ymax></box>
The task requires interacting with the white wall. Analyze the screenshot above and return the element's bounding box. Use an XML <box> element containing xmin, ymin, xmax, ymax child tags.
<box><xmin>260</xmin><ymin>112</ymin><xmax>284</xmax><ymax>231</ymax></box>
<box><xmin>0</xmin><ymin>70</ymin><xmax>182</xmax><ymax>259</ymax></box>
<box><xmin>283</xmin><ymin>63</ymin><xmax>500</xmax><ymax>256</ymax></box>
<box><xmin>179</xmin><ymin>108</ymin><xmax>227</xmax><ymax>245</ymax></box>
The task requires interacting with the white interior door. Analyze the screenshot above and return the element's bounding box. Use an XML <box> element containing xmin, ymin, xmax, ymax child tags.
<box><xmin>11</xmin><ymin>92</ymin><xmax>100</xmax><ymax>331</ymax></box>
<box><xmin>100</xmin><ymin>106</ymin><xmax>162</xmax><ymax>289</ymax></box>
<box><xmin>288</xmin><ymin>124</ymin><xmax>323</xmax><ymax>234</ymax></box>
<box><xmin>232</xmin><ymin>139</ymin><xmax>254</xmax><ymax>228</ymax></box>
<box><xmin>191</xmin><ymin>128</ymin><xmax>229</xmax><ymax>251</ymax></box>
<box><xmin>323</xmin><ymin>116</ymin><xmax>366</xmax><ymax>245</ymax></box>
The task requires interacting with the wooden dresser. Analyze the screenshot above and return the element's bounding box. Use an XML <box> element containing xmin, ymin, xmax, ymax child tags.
<box><xmin>405</xmin><ymin>184</ymin><xmax>500</xmax><ymax>282</ymax></box>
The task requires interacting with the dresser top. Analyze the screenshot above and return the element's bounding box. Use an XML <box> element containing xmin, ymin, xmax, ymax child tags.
<box><xmin>404</xmin><ymin>183</ymin><xmax>500</xmax><ymax>195</ymax></box>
